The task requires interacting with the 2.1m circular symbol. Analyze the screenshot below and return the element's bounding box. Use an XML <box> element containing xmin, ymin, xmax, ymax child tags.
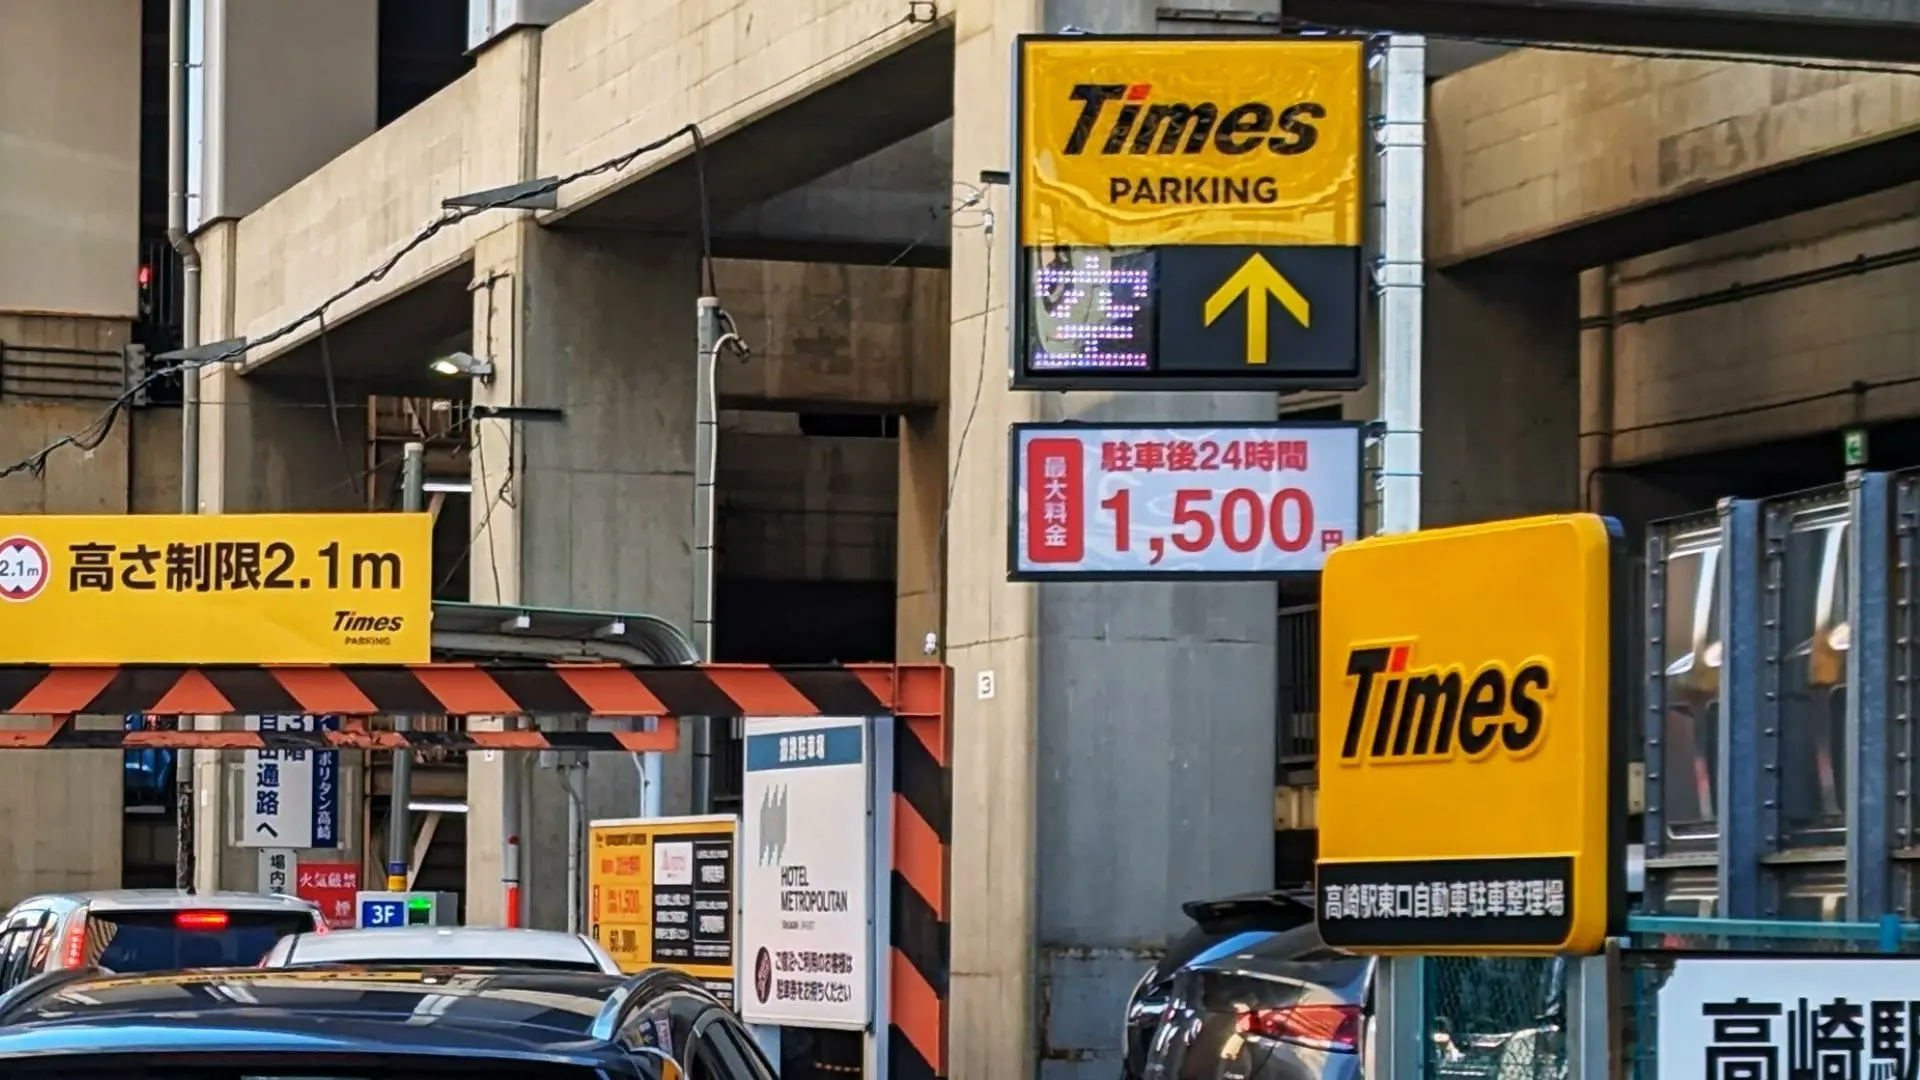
<box><xmin>0</xmin><ymin>537</ymin><xmax>48</xmax><ymax>602</ymax></box>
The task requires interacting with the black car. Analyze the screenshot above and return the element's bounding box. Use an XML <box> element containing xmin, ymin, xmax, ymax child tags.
<box><xmin>1124</xmin><ymin>891</ymin><xmax>1567</xmax><ymax>1080</ymax></box>
<box><xmin>1124</xmin><ymin>891</ymin><xmax>1373</xmax><ymax>1080</ymax></box>
<box><xmin>0</xmin><ymin>963</ymin><xmax>775</xmax><ymax>1079</ymax></box>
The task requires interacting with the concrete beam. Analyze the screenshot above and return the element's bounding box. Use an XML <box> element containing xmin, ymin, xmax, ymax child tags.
<box><xmin>1429</xmin><ymin>47</ymin><xmax>1920</xmax><ymax>268</ymax></box>
<box><xmin>216</xmin><ymin>31</ymin><xmax>539</xmax><ymax>369</ymax></box>
<box><xmin>711</xmin><ymin>258</ymin><xmax>949</xmax><ymax>412</ymax></box>
<box><xmin>221</xmin><ymin>0</ymin><xmax>954</xmax><ymax>375</ymax></box>
<box><xmin>542</xmin><ymin>7</ymin><xmax>952</xmax><ymax>230</ymax></box>
<box><xmin>713</xmin><ymin>122</ymin><xmax>954</xmax><ymax>267</ymax></box>
<box><xmin>1289</xmin><ymin>0</ymin><xmax>1920</xmax><ymax>62</ymax></box>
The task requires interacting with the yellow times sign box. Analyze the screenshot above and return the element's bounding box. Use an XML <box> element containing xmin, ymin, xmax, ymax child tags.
<box><xmin>1017</xmin><ymin>37</ymin><xmax>1363</xmax><ymax>249</ymax></box>
<box><xmin>0</xmin><ymin>513</ymin><xmax>431</xmax><ymax>664</ymax></box>
<box><xmin>589</xmin><ymin>815</ymin><xmax>739</xmax><ymax>1008</ymax></box>
<box><xmin>1316</xmin><ymin>514</ymin><xmax>1627</xmax><ymax>956</ymax></box>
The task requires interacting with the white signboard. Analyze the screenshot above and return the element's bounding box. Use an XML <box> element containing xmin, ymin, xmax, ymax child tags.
<box><xmin>1009</xmin><ymin>422</ymin><xmax>1363</xmax><ymax>579</ymax></box>
<box><xmin>1656</xmin><ymin>955</ymin><xmax>1920</xmax><ymax>1080</ymax></box>
<box><xmin>258</xmin><ymin>848</ymin><xmax>297</xmax><ymax>896</ymax></box>
<box><xmin>739</xmin><ymin>716</ymin><xmax>870</xmax><ymax>1030</ymax></box>
<box><xmin>240</xmin><ymin>714</ymin><xmax>341</xmax><ymax>849</ymax></box>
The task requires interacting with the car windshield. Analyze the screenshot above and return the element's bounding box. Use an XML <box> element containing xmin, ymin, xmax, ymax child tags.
<box><xmin>84</xmin><ymin>910</ymin><xmax>317</xmax><ymax>972</ymax></box>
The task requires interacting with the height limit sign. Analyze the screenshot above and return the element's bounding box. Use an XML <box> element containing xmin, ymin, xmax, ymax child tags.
<box><xmin>1011</xmin><ymin>35</ymin><xmax>1365</xmax><ymax>392</ymax></box>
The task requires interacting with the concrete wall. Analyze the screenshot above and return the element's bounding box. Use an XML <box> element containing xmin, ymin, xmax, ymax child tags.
<box><xmin>713</xmin><ymin>259</ymin><xmax>948</xmax><ymax>410</ymax></box>
<box><xmin>227</xmin><ymin>0</ymin><xmax>941</xmax><ymax>370</ymax></box>
<box><xmin>534</xmin><ymin>0</ymin><xmax>937</xmax><ymax>214</ymax></box>
<box><xmin>1428</xmin><ymin>48</ymin><xmax>1920</xmax><ymax>265</ymax></box>
<box><xmin>199</xmin><ymin>0</ymin><xmax>379</xmax><ymax>225</ymax></box>
<box><xmin>0</xmin><ymin>314</ymin><xmax>141</xmax><ymax>903</ymax></box>
<box><xmin>718</xmin><ymin>414</ymin><xmax>897</xmax><ymax>582</ymax></box>
<box><xmin>1590</xmin><ymin>181</ymin><xmax>1920</xmax><ymax>466</ymax></box>
<box><xmin>226</xmin><ymin>32</ymin><xmax>538</xmax><ymax>367</ymax></box>
<box><xmin>0</xmin><ymin>0</ymin><xmax>141</xmax><ymax>319</ymax></box>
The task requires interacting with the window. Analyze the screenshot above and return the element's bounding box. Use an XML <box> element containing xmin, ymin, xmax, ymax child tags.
<box><xmin>693</xmin><ymin>1011</ymin><xmax>776</xmax><ymax>1080</ymax></box>
<box><xmin>83</xmin><ymin>910</ymin><xmax>317</xmax><ymax>972</ymax></box>
<box><xmin>0</xmin><ymin>911</ymin><xmax>48</xmax><ymax>990</ymax></box>
<box><xmin>618</xmin><ymin>990</ymin><xmax>712</xmax><ymax>1064</ymax></box>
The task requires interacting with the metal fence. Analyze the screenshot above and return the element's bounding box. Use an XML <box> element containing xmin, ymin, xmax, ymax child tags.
<box><xmin>1278</xmin><ymin>602</ymin><xmax>1320</xmax><ymax>776</ymax></box>
<box><xmin>1621</xmin><ymin>915</ymin><xmax>1920</xmax><ymax>1080</ymax></box>
<box><xmin>1426</xmin><ymin>958</ymin><xmax>1568</xmax><ymax>1080</ymax></box>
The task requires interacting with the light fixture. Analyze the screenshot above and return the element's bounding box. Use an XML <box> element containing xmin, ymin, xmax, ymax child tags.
<box><xmin>156</xmin><ymin>336</ymin><xmax>249</xmax><ymax>365</ymax></box>
<box><xmin>428</xmin><ymin>351</ymin><xmax>494</xmax><ymax>383</ymax></box>
<box><xmin>441</xmin><ymin>178</ymin><xmax>559</xmax><ymax>212</ymax></box>
<box><xmin>471</xmin><ymin>404</ymin><xmax>564</xmax><ymax>422</ymax></box>
<box><xmin>422</xmin><ymin>479</ymin><xmax>471</xmax><ymax>494</ymax></box>
<box><xmin>407</xmin><ymin>799</ymin><xmax>468</xmax><ymax>814</ymax></box>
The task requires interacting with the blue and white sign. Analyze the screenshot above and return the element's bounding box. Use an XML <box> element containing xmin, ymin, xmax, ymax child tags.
<box><xmin>359</xmin><ymin>897</ymin><xmax>405</xmax><ymax>928</ymax></box>
<box><xmin>739</xmin><ymin>716</ymin><xmax>871</xmax><ymax>1030</ymax></box>
<box><xmin>240</xmin><ymin>714</ymin><xmax>340</xmax><ymax>849</ymax></box>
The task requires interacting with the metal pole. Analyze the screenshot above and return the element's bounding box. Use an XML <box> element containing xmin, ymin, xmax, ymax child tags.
<box><xmin>1565</xmin><ymin>954</ymin><xmax>1612</xmax><ymax>1080</ymax></box>
<box><xmin>386</xmin><ymin>442</ymin><xmax>425</xmax><ymax>891</ymax></box>
<box><xmin>167</xmin><ymin>0</ymin><xmax>203</xmax><ymax>894</ymax></box>
<box><xmin>1376</xmin><ymin>34</ymin><xmax>1425</xmax><ymax>539</ymax></box>
<box><xmin>1374</xmin><ymin>35</ymin><xmax>1427</xmax><ymax>1080</ymax></box>
<box><xmin>690</xmin><ymin>297</ymin><xmax>720</xmax><ymax>814</ymax></box>
<box><xmin>564</xmin><ymin>760</ymin><xmax>586</xmax><ymax>934</ymax></box>
<box><xmin>502</xmin><ymin>734</ymin><xmax>523</xmax><ymax>928</ymax></box>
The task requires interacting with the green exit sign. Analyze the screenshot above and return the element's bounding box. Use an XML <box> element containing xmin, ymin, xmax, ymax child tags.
<box><xmin>1844</xmin><ymin>428</ymin><xmax>1869</xmax><ymax>468</ymax></box>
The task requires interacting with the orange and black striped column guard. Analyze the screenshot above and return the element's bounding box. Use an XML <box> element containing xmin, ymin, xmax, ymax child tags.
<box><xmin>888</xmin><ymin>685</ymin><xmax>950</xmax><ymax>1080</ymax></box>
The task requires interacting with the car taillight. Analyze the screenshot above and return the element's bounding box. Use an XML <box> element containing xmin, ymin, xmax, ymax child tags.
<box><xmin>175</xmin><ymin>910</ymin><xmax>230</xmax><ymax>930</ymax></box>
<box><xmin>61</xmin><ymin>918</ymin><xmax>89</xmax><ymax>968</ymax></box>
<box><xmin>1236</xmin><ymin>1003</ymin><xmax>1362</xmax><ymax>1053</ymax></box>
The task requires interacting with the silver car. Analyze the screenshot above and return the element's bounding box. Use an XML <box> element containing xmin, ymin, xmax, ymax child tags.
<box><xmin>0</xmin><ymin>889</ymin><xmax>327</xmax><ymax>995</ymax></box>
<box><xmin>258</xmin><ymin>926</ymin><xmax>623</xmax><ymax>974</ymax></box>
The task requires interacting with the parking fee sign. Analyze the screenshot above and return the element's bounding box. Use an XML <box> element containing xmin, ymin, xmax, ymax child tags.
<box><xmin>1009</xmin><ymin>422</ymin><xmax>1363</xmax><ymax>580</ymax></box>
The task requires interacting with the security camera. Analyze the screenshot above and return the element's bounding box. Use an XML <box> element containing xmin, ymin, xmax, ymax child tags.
<box><xmin>428</xmin><ymin>351</ymin><xmax>495</xmax><ymax>383</ymax></box>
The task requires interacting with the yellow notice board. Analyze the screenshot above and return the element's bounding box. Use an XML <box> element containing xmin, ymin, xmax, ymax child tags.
<box><xmin>0</xmin><ymin>513</ymin><xmax>430</xmax><ymax>664</ymax></box>
<box><xmin>1017</xmin><ymin>36</ymin><xmax>1364</xmax><ymax>249</ymax></box>
<box><xmin>1315</xmin><ymin>514</ymin><xmax>1627</xmax><ymax>957</ymax></box>
<box><xmin>589</xmin><ymin>815</ymin><xmax>739</xmax><ymax>1007</ymax></box>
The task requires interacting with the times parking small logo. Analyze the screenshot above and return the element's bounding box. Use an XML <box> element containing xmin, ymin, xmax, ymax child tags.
<box><xmin>0</xmin><ymin>537</ymin><xmax>49</xmax><ymax>602</ymax></box>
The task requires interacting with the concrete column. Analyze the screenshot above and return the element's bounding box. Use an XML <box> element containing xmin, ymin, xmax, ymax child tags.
<box><xmin>464</xmin><ymin>220</ymin><xmax>699</xmax><ymax>928</ymax></box>
<box><xmin>1422</xmin><ymin>265</ymin><xmax>1583</xmax><ymax>526</ymax></box>
<box><xmin>191</xmin><ymin>360</ymin><xmax>369</xmax><ymax>895</ymax></box>
<box><xmin>944</xmin><ymin>3</ymin><xmax>1279</xmax><ymax>1078</ymax></box>
<box><xmin>196</xmin><ymin>0</ymin><xmax>379</xmax><ymax>226</ymax></box>
<box><xmin>895</xmin><ymin>406</ymin><xmax>947</xmax><ymax>660</ymax></box>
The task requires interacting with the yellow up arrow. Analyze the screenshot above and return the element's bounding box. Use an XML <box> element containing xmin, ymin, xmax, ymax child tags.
<box><xmin>1202</xmin><ymin>253</ymin><xmax>1311</xmax><ymax>366</ymax></box>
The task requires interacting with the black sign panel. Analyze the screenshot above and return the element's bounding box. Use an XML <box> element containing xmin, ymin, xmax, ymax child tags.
<box><xmin>1316</xmin><ymin>856</ymin><xmax>1576</xmax><ymax>951</ymax></box>
<box><xmin>1012</xmin><ymin>244</ymin><xmax>1363</xmax><ymax>392</ymax></box>
<box><xmin>649</xmin><ymin>830</ymin><xmax>737</xmax><ymax>1008</ymax></box>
